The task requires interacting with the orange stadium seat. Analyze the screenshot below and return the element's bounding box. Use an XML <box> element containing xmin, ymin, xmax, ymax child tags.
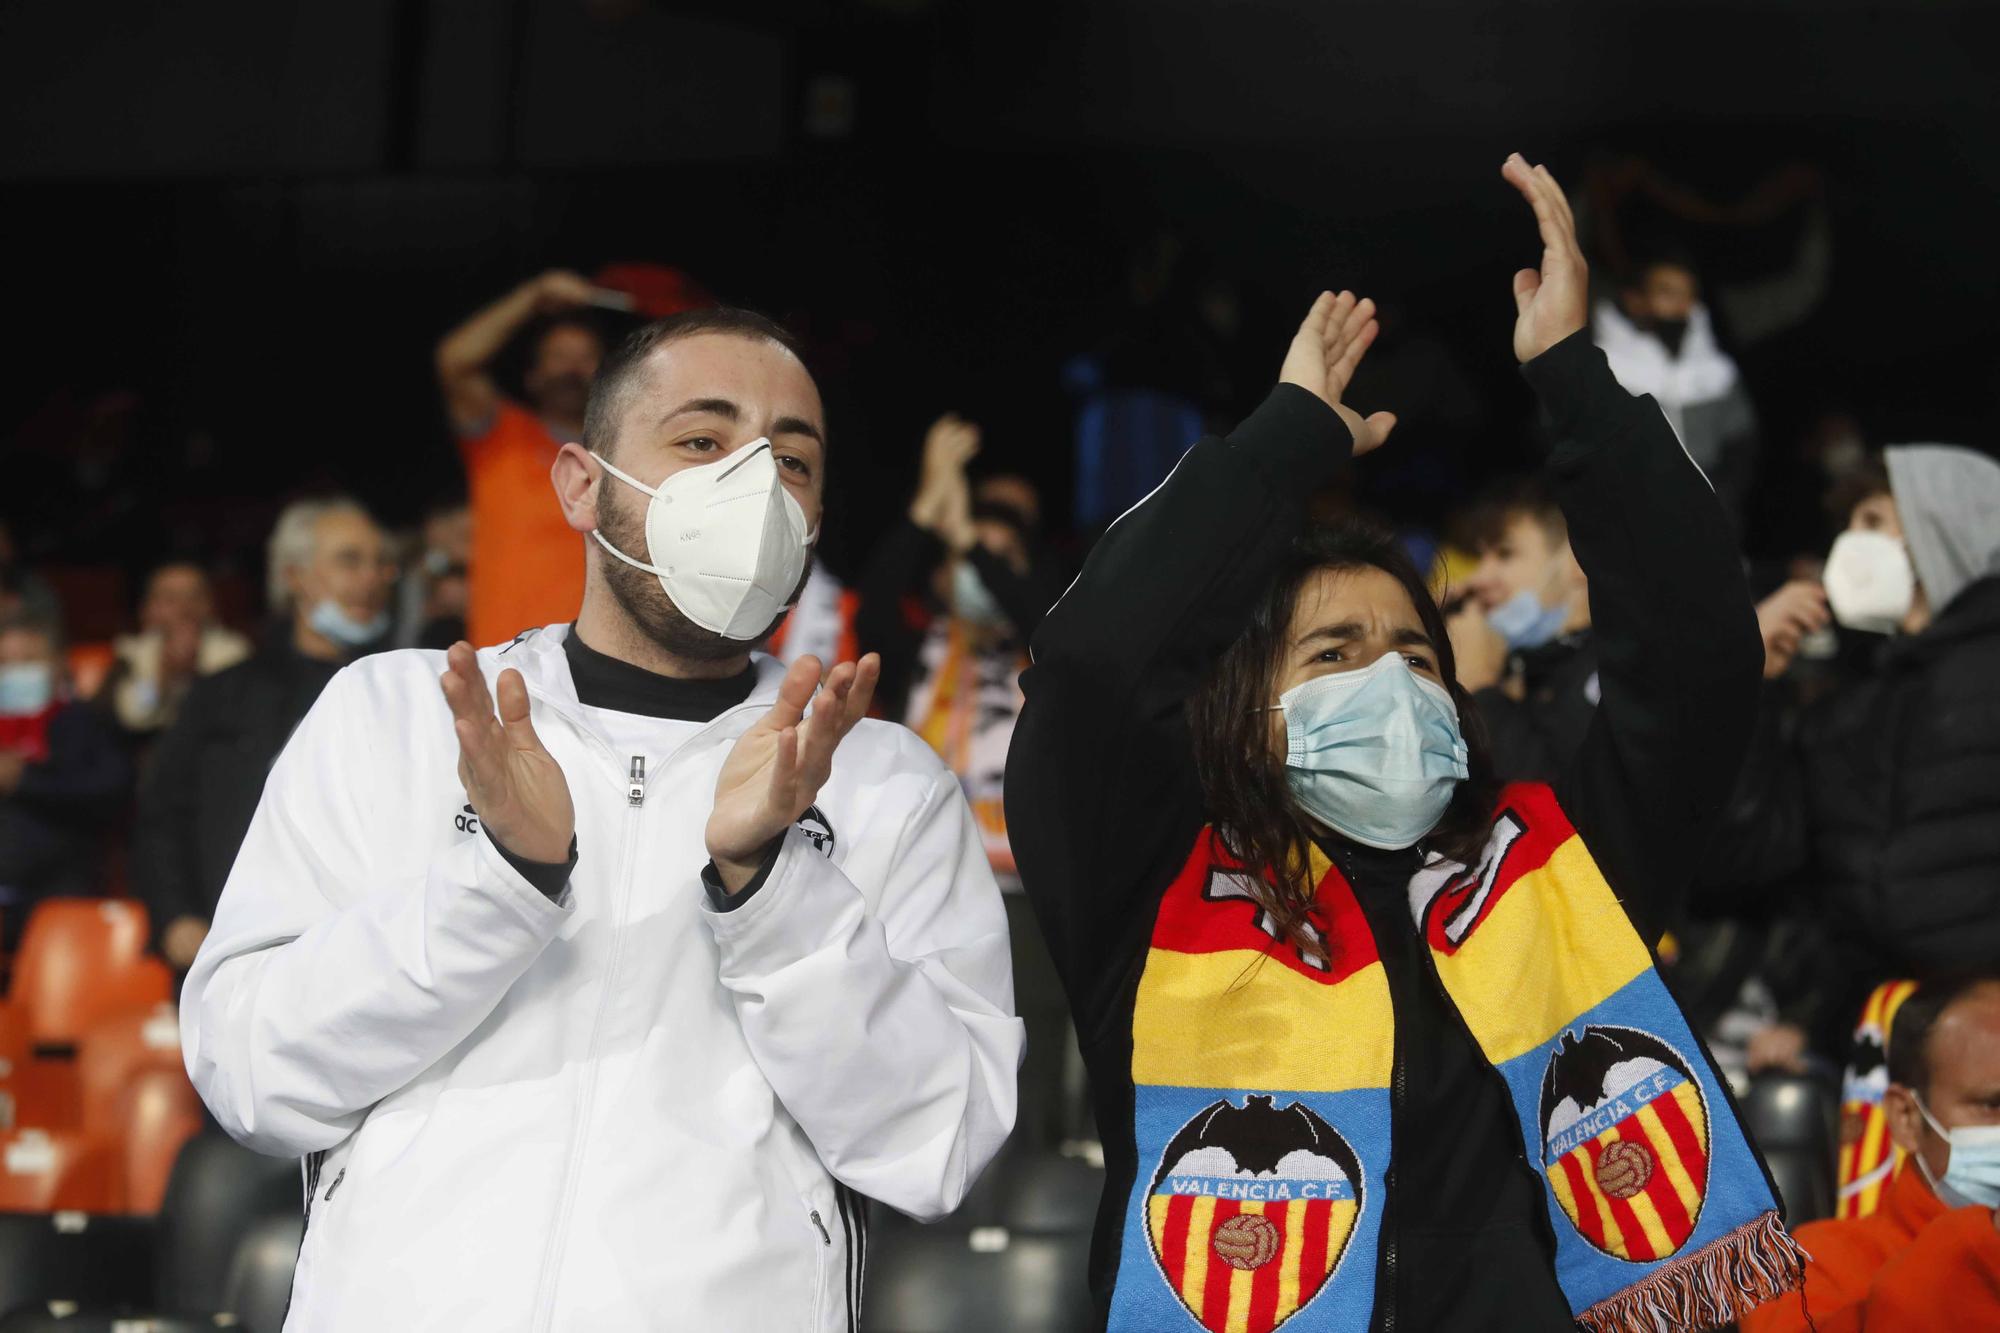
<box><xmin>0</xmin><ymin>1127</ymin><xmax>119</xmax><ymax>1213</ymax></box>
<box><xmin>114</xmin><ymin>1069</ymin><xmax>205</xmax><ymax>1214</ymax></box>
<box><xmin>77</xmin><ymin>1003</ymin><xmax>186</xmax><ymax>1136</ymax></box>
<box><xmin>10</xmin><ymin>899</ymin><xmax>168</xmax><ymax>1048</ymax></box>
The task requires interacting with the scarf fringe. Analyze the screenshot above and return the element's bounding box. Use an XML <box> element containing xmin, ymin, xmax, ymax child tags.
<box><xmin>1575</xmin><ymin>1211</ymin><xmax>1811</xmax><ymax>1333</ymax></box>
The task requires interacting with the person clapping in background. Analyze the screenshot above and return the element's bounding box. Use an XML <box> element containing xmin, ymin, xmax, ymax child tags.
<box><xmin>102</xmin><ymin>561</ymin><xmax>250</xmax><ymax>741</ymax></box>
<box><xmin>856</xmin><ymin>413</ymin><xmax>1066</xmax><ymax>880</ymax></box>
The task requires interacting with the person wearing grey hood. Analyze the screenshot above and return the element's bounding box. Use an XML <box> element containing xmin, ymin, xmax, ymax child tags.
<box><xmin>1716</xmin><ymin>443</ymin><xmax>2000</xmax><ymax>1072</ymax></box>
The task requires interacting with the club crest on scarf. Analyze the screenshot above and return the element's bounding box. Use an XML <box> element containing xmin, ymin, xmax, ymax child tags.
<box><xmin>1539</xmin><ymin>1026</ymin><xmax>1711</xmax><ymax>1262</ymax></box>
<box><xmin>1145</xmin><ymin>1095</ymin><xmax>1363</xmax><ymax>1332</ymax></box>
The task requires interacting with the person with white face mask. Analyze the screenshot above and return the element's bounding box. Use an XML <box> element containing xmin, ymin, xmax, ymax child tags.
<box><xmin>1738</xmin><ymin>972</ymin><xmax>2000</xmax><ymax>1333</ymax></box>
<box><xmin>1717</xmin><ymin>445</ymin><xmax>2000</xmax><ymax>1091</ymax></box>
<box><xmin>180</xmin><ymin>307</ymin><xmax>1023</xmax><ymax>1332</ymax></box>
<box><xmin>1008</xmin><ymin>159</ymin><xmax>1798</xmax><ymax>1332</ymax></box>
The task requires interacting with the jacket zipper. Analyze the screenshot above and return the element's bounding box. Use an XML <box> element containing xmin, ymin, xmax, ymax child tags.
<box><xmin>528</xmin><ymin>753</ymin><xmax>647</xmax><ymax>1331</ymax></box>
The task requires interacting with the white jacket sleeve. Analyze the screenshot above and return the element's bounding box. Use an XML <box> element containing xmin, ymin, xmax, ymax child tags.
<box><xmin>180</xmin><ymin>668</ymin><xmax>572</xmax><ymax>1157</ymax></box>
<box><xmin>703</xmin><ymin>771</ymin><xmax>1024</xmax><ymax>1222</ymax></box>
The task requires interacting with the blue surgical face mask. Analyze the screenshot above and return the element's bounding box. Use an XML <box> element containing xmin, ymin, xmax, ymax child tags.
<box><xmin>308</xmin><ymin>599</ymin><xmax>390</xmax><ymax>649</ymax></box>
<box><xmin>1269</xmin><ymin>653</ymin><xmax>1470</xmax><ymax>851</ymax></box>
<box><xmin>1486</xmin><ymin>587</ymin><xmax>1570</xmax><ymax>651</ymax></box>
<box><xmin>0</xmin><ymin>662</ymin><xmax>54</xmax><ymax>716</ymax></box>
<box><xmin>1914</xmin><ymin>1095</ymin><xmax>2000</xmax><ymax>1209</ymax></box>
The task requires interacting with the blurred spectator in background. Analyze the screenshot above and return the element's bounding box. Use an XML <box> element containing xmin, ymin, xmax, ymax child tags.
<box><xmin>857</xmin><ymin>414</ymin><xmax>1066</xmax><ymax>879</ymax></box>
<box><xmin>436</xmin><ymin>270</ymin><xmax>606</xmax><ymax>646</ymax></box>
<box><xmin>0</xmin><ymin>518</ymin><xmax>61</xmax><ymax>626</ymax></box>
<box><xmin>1722</xmin><ymin>445</ymin><xmax>2000</xmax><ymax>1072</ymax></box>
<box><xmin>1593</xmin><ymin>248</ymin><xmax>1761</xmax><ymax>525</ymax></box>
<box><xmin>136</xmin><ymin>497</ymin><xmax>395</xmax><ymax>971</ymax></box>
<box><xmin>101</xmin><ymin>562</ymin><xmax>250</xmax><ymax>741</ymax></box>
<box><xmin>0</xmin><ymin>613</ymin><xmax>130</xmax><ymax>942</ymax></box>
<box><xmin>1447</xmin><ymin>476</ymin><xmax>1592</xmax><ymax>782</ymax></box>
<box><xmin>394</xmin><ymin>501</ymin><xmax>472</xmax><ymax>650</ymax></box>
<box><xmin>763</xmin><ymin>554</ymin><xmax>857</xmax><ymax>669</ymax></box>
<box><xmin>1742</xmin><ymin>971</ymin><xmax>2000</xmax><ymax>1332</ymax></box>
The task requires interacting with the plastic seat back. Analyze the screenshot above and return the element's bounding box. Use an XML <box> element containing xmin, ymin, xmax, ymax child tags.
<box><xmin>0</xmin><ymin>1128</ymin><xmax>119</xmax><ymax>1213</ymax></box>
<box><xmin>77</xmin><ymin>1003</ymin><xmax>184</xmax><ymax>1135</ymax></box>
<box><xmin>1742</xmin><ymin>1073</ymin><xmax>1840</xmax><ymax>1224</ymax></box>
<box><xmin>9</xmin><ymin>900</ymin><xmax>168</xmax><ymax>1047</ymax></box>
<box><xmin>116</xmin><ymin>1068</ymin><xmax>205</xmax><ymax>1215</ymax></box>
<box><xmin>221</xmin><ymin>1211</ymin><xmax>306</xmax><ymax>1333</ymax></box>
<box><xmin>154</xmin><ymin>1132</ymin><xmax>302</xmax><ymax>1315</ymax></box>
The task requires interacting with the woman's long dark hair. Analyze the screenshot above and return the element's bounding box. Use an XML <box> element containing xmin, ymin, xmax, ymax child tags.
<box><xmin>1187</xmin><ymin>516</ymin><xmax>1499</xmax><ymax>962</ymax></box>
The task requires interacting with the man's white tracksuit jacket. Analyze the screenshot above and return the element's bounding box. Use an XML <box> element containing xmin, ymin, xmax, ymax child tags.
<box><xmin>179</xmin><ymin>626</ymin><xmax>1026</xmax><ymax>1330</ymax></box>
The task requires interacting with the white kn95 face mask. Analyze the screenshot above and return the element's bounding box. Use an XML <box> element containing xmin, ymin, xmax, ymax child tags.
<box><xmin>591</xmin><ymin>440</ymin><xmax>817</xmax><ymax>640</ymax></box>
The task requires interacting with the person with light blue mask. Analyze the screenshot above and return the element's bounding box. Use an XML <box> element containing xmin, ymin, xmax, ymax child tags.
<box><xmin>1738</xmin><ymin>971</ymin><xmax>2000</xmax><ymax>1332</ymax></box>
<box><xmin>1446</xmin><ymin>475</ymin><xmax>1595</xmax><ymax>784</ymax></box>
<box><xmin>1008</xmin><ymin>158</ymin><xmax>1796</xmax><ymax>1331</ymax></box>
<box><xmin>134</xmin><ymin>496</ymin><xmax>396</xmax><ymax>972</ymax></box>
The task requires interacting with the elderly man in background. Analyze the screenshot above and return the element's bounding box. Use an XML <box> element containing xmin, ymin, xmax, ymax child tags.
<box><xmin>103</xmin><ymin>561</ymin><xmax>250</xmax><ymax>740</ymax></box>
<box><xmin>135</xmin><ymin>497</ymin><xmax>395</xmax><ymax>971</ymax></box>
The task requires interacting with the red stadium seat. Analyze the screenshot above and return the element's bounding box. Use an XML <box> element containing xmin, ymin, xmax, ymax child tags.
<box><xmin>114</xmin><ymin>1069</ymin><xmax>204</xmax><ymax>1214</ymax></box>
<box><xmin>9</xmin><ymin>900</ymin><xmax>169</xmax><ymax>1047</ymax></box>
<box><xmin>0</xmin><ymin>1127</ymin><xmax>119</xmax><ymax>1213</ymax></box>
<box><xmin>77</xmin><ymin>1003</ymin><xmax>186</xmax><ymax>1136</ymax></box>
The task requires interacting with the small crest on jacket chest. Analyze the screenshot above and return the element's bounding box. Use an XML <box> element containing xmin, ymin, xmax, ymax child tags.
<box><xmin>796</xmin><ymin>805</ymin><xmax>836</xmax><ymax>858</ymax></box>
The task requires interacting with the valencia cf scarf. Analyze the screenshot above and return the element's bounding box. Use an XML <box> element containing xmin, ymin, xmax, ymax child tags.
<box><xmin>1112</xmin><ymin>782</ymin><xmax>1807</xmax><ymax>1333</ymax></box>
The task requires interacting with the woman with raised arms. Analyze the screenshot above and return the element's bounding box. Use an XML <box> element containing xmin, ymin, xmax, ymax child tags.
<box><xmin>1006</xmin><ymin>156</ymin><xmax>1807</xmax><ymax>1333</ymax></box>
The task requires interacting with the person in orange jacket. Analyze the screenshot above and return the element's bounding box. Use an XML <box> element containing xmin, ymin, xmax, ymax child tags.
<box><xmin>1744</xmin><ymin>970</ymin><xmax>2000</xmax><ymax>1331</ymax></box>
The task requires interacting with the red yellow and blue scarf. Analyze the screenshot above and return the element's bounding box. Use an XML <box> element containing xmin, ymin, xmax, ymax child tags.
<box><xmin>1112</xmin><ymin>783</ymin><xmax>1806</xmax><ymax>1332</ymax></box>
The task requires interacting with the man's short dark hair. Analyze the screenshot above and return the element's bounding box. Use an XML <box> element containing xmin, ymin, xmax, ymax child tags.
<box><xmin>582</xmin><ymin>307</ymin><xmax>806</xmax><ymax>457</ymax></box>
<box><xmin>1888</xmin><ymin>970</ymin><xmax>2000</xmax><ymax>1096</ymax></box>
<box><xmin>1466</xmin><ymin>475</ymin><xmax>1567</xmax><ymax>550</ymax></box>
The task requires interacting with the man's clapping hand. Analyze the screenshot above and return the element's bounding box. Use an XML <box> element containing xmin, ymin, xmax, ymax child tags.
<box><xmin>707</xmin><ymin>653</ymin><xmax>882</xmax><ymax>893</ymax></box>
<box><xmin>439</xmin><ymin>642</ymin><xmax>575</xmax><ymax>865</ymax></box>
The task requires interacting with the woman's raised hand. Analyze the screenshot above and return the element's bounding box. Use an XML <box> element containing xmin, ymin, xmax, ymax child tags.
<box><xmin>1278</xmin><ymin>290</ymin><xmax>1397</xmax><ymax>456</ymax></box>
<box><xmin>1502</xmin><ymin>153</ymin><xmax>1590</xmax><ymax>364</ymax></box>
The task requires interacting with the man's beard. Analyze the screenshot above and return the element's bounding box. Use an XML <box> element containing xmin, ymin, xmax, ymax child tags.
<box><xmin>595</xmin><ymin>488</ymin><xmax>800</xmax><ymax>661</ymax></box>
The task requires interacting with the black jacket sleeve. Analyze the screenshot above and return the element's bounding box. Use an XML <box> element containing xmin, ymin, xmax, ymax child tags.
<box><xmin>1529</xmin><ymin>332</ymin><xmax>1766</xmax><ymax>943</ymax></box>
<box><xmin>132</xmin><ymin>677</ymin><xmax>213</xmax><ymax>940</ymax></box>
<box><xmin>964</xmin><ymin>543</ymin><xmax>1063</xmax><ymax>644</ymax></box>
<box><xmin>1006</xmin><ymin>385</ymin><xmax>1353</xmax><ymax>1025</ymax></box>
<box><xmin>854</xmin><ymin>519</ymin><xmax>942</xmax><ymax>720</ymax></box>
<box><xmin>1472</xmin><ymin>686</ymin><xmax>1566</xmax><ymax>785</ymax></box>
